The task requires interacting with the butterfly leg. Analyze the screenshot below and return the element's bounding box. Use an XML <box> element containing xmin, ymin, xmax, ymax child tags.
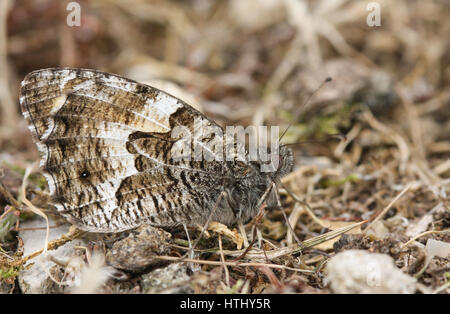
<box><xmin>232</xmin><ymin>184</ymin><xmax>275</xmax><ymax>261</ymax></box>
<box><xmin>272</xmin><ymin>182</ymin><xmax>302</xmax><ymax>246</ymax></box>
<box><xmin>182</xmin><ymin>191</ymin><xmax>228</xmax><ymax>260</ymax></box>
<box><xmin>182</xmin><ymin>223</ymin><xmax>194</xmax><ymax>259</ymax></box>
<box><xmin>249</xmin><ymin>183</ymin><xmax>274</xmax><ymax>244</ymax></box>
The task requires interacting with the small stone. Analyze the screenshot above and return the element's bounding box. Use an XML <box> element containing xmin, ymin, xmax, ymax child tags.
<box><xmin>141</xmin><ymin>263</ymin><xmax>193</xmax><ymax>294</ymax></box>
<box><xmin>325</xmin><ymin>249</ymin><xmax>416</xmax><ymax>294</ymax></box>
<box><xmin>365</xmin><ymin>220</ymin><xmax>390</xmax><ymax>239</ymax></box>
<box><xmin>106</xmin><ymin>225</ymin><xmax>172</xmax><ymax>272</ymax></box>
<box><xmin>0</xmin><ymin>281</ymin><xmax>14</xmax><ymax>294</ymax></box>
<box><xmin>18</xmin><ymin>217</ymin><xmax>85</xmax><ymax>294</ymax></box>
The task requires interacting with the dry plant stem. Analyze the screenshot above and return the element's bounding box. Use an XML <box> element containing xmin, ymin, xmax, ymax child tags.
<box><xmin>362</xmin><ymin>109</ymin><xmax>410</xmax><ymax>173</ymax></box>
<box><xmin>12</xmin><ymin>217</ymin><xmax>363</xmax><ymax>274</ymax></box>
<box><xmin>11</xmin><ymin>227</ymin><xmax>84</xmax><ymax>267</ymax></box>
<box><xmin>0</xmin><ymin>206</ymin><xmax>16</xmax><ymax>222</ymax></box>
<box><xmin>364</xmin><ymin>183</ymin><xmax>413</xmax><ymax>233</ymax></box>
<box><xmin>428</xmin><ymin>139</ymin><xmax>450</xmax><ymax>154</ymax></box>
<box><xmin>334</xmin><ymin>123</ymin><xmax>362</xmax><ymax>158</ymax></box>
<box><xmin>287</xmin><ymin>203</ymin><xmax>303</xmax><ymax>245</ymax></box>
<box><xmin>280</xmin><ymin>184</ymin><xmax>329</xmax><ymax>228</ymax></box>
<box><xmin>273</xmin><ymin>182</ymin><xmax>302</xmax><ymax>246</ymax></box>
<box><xmin>218</xmin><ymin>235</ymin><xmax>230</xmax><ymax>288</ymax></box>
<box><xmin>113</xmin><ymin>53</ymin><xmax>210</xmax><ymax>88</ymax></box>
<box><xmin>433</xmin><ymin>159</ymin><xmax>450</xmax><ymax>176</ymax></box>
<box><xmin>433</xmin><ymin>281</ymin><xmax>450</xmax><ymax>294</ymax></box>
<box><xmin>241</xmin><ymin>280</ymin><xmax>251</xmax><ymax>294</ymax></box>
<box><xmin>173</xmin><ymin>221</ymin><xmax>366</xmax><ymax>261</ymax></box>
<box><xmin>396</xmin><ymin>84</ymin><xmax>426</xmax><ymax>160</ymax></box>
<box><xmin>20</xmin><ymin>163</ymin><xmax>50</xmax><ymax>254</ymax></box>
<box><xmin>0</xmin><ymin>183</ymin><xmax>22</xmax><ymax>209</ymax></box>
<box><xmin>414</xmin><ymin>259</ymin><xmax>431</xmax><ymax>279</ymax></box>
<box><xmin>0</xmin><ymin>0</ymin><xmax>18</xmax><ymax>135</ymax></box>
<box><xmin>401</xmin><ymin>229</ymin><xmax>450</xmax><ymax>249</ymax></box>
<box><xmin>258</xmin><ymin>266</ymin><xmax>282</xmax><ymax>288</ymax></box>
<box><xmin>413</xmin><ymin>159</ymin><xmax>441</xmax><ymax>188</ymax></box>
<box><xmin>239</xmin><ymin>220</ymin><xmax>366</xmax><ymax>260</ymax></box>
<box><xmin>154</xmin><ymin>255</ymin><xmax>315</xmax><ymax>274</ymax></box>
<box><xmin>182</xmin><ymin>224</ymin><xmax>192</xmax><ymax>256</ymax></box>
<box><xmin>109</xmin><ymin>0</ymin><xmax>195</xmax><ymax>38</ymax></box>
<box><xmin>238</xmin><ymin>222</ymin><xmax>249</xmax><ymax>247</ymax></box>
<box><xmin>416</xmin><ymin>90</ymin><xmax>450</xmax><ymax>116</ymax></box>
<box><xmin>15</xmin><ymin>223</ymin><xmax>67</xmax><ymax>231</ymax></box>
<box><xmin>232</xmin><ymin>225</ymin><xmax>258</xmax><ymax>262</ymax></box>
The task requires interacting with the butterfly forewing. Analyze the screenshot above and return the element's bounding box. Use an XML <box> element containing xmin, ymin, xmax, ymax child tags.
<box><xmin>20</xmin><ymin>68</ymin><xmax>235</xmax><ymax>232</ymax></box>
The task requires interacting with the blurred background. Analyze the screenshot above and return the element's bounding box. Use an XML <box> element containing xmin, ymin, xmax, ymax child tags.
<box><xmin>1</xmin><ymin>0</ymin><xmax>450</xmax><ymax>160</ymax></box>
<box><xmin>0</xmin><ymin>0</ymin><xmax>449</xmax><ymax>294</ymax></box>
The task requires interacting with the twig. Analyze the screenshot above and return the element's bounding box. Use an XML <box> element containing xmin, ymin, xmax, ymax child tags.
<box><xmin>15</xmin><ymin>223</ymin><xmax>68</xmax><ymax>231</ymax></box>
<box><xmin>238</xmin><ymin>222</ymin><xmax>249</xmax><ymax>247</ymax></box>
<box><xmin>396</xmin><ymin>84</ymin><xmax>426</xmax><ymax>160</ymax></box>
<box><xmin>287</xmin><ymin>203</ymin><xmax>303</xmax><ymax>245</ymax></box>
<box><xmin>401</xmin><ymin>229</ymin><xmax>450</xmax><ymax>249</ymax></box>
<box><xmin>364</xmin><ymin>183</ymin><xmax>413</xmax><ymax>233</ymax></box>
<box><xmin>220</xmin><ymin>220</ymin><xmax>365</xmax><ymax>260</ymax></box>
<box><xmin>433</xmin><ymin>159</ymin><xmax>450</xmax><ymax>176</ymax></box>
<box><xmin>20</xmin><ymin>163</ymin><xmax>50</xmax><ymax>254</ymax></box>
<box><xmin>153</xmin><ymin>255</ymin><xmax>315</xmax><ymax>274</ymax></box>
<box><xmin>362</xmin><ymin>109</ymin><xmax>410</xmax><ymax>173</ymax></box>
<box><xmin>433</xmin><ymin>281</ymin><xmax>450</xmax><ymax>294</ymax></box>
<box><xmin>0</xmin><ymin>183</ymin><xmax>22</xmax><ymax>208</ymax></box>
<box><xmin>0</xmin><ymin>0</ymin><xmax>18</xmax><ymax>135</ymax></box>
<box><xmin>232</xmin><ymin>225</ymin><xmax>258</xmax><ymax>262</ymax></box>
<box><xmin>11</xmin><ymin>227</ymin><xmax>84</xmax><ymax>267</ymax></box>
<box><xmin>274</xmin><ymin>182</ymin><xmax>302</xmax><ymax>246</ymax></box>
<box><xmin>281</xmin><ymin>184</ymin><xmax>329</xmax><ymax>228</ymax></box>
<box><xmin>218</xmin><ymin>235</ymin><xmax>230</xmax><ymax>288</ymax></box>
<box><xmin>170</xmin><ymin>220</ymin><xmax>365</xmax><ymax>262</ymax></box>
<box><xmin>0</xmin><ymin>205</ymin><xmax>16</xmax><ymax>222</ymax></box>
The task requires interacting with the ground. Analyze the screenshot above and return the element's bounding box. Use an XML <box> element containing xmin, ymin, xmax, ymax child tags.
<box><xmin>0</xmin><ymin>0</ymin><xmax>449</xmax><ymax>294</ymax></box>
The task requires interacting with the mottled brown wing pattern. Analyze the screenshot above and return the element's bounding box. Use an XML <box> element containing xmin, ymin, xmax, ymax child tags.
<box><xmin>20</xmin><ymin>68</ymin><xmax>236</xmax><ymax>232</ymax></box>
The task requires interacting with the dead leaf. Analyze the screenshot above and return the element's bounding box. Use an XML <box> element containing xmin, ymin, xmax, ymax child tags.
<box><xmin>208</xmin><ymin>221</ymin><xmax>243</xmax><ymax>249</ymax></box>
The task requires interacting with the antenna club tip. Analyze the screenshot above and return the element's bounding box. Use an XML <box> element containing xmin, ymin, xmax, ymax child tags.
<box><xmin>325</xmin><ymin>77</ymin><xmax>333</xmax><ymax>82</ymax></box>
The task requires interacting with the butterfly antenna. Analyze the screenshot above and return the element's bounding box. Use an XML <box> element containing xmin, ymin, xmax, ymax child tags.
<box><xmin>279</xmin><ymin>77</ymin><xmax>333</xmax><ymax>143</ymax></box>
<box><xmin>301</xmin><ymin>77</ymin><xmax>332</xmax><ymax>112</ymax></box>
<box><xmin>279</xmin><ymin>123</ymin><xmax>292</xmax><ymax>142</ymax></box>
<box><xmin>282</xmin><ymin>133</ymin><xmax>346</xmax><ymax>148</ymax></box>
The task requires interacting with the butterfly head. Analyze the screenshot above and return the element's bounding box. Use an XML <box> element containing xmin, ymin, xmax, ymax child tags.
<box><xmin>269</xmin><ymin>144</ymin><xmax>294</xmax><ymax>181</ymax></box>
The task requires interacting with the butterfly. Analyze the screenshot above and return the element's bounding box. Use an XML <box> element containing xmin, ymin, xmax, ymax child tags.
<box><xmin>20</xmin><ymin>68</ymin><xmax>293</xmax><ymax>233</ymax></box>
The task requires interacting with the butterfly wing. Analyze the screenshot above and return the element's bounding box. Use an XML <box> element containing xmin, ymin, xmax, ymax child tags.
<box><xmin>20</xmin><ymin>68</ymin><xmax>234</xmax><ymax>232</ymax></box>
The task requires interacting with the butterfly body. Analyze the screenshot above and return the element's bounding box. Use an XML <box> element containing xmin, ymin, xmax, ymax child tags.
<box><xmin>20</xmin><ymin>68</ymin><xmax>293</xmax><ymax>233</ymax></box>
